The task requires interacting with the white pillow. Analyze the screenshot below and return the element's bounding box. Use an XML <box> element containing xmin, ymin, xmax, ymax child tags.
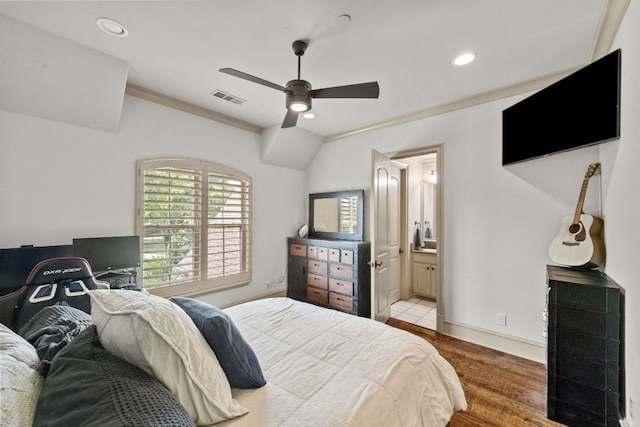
<box><xmin>90</xmin><ymin>290</ymin><xmax>248</xmax><ymax>425</ymax></box>
<box><xmin>0</xmin><ymin>325</ymin><xmax>44</xmax><ymax>427</ymax></box>
<box><xmin>0</xmin><ymin>323</ymin><xmax>40</xmax><ymax>369</ymax></box>
<box><xmin>0</xmin><ymin>355</ymin><xmax>44</xmax><ymax>427</ymax></box>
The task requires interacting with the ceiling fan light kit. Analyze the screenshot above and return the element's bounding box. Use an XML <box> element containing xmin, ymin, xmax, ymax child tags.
<box><xmin>220</xmin><ymin>39</ymin><xmax>379</xmax><ymax>129</ymax></box>
<box><xmin>286</xmin><ymin>79</ymin><xmax>312</xmax><ymax>112</ymax></box>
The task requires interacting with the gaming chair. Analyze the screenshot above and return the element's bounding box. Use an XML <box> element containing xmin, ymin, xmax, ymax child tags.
<box><xmin>12</xmin><ymin>257</ymin><xmax>109</xmax><ymax>331</ymax></box>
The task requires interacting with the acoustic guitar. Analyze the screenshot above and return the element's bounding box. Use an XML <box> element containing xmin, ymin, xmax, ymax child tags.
<box><xmin>548</xmin><ymin>163</ymin><xmax>605</xmax><ymax>268</ymax></box>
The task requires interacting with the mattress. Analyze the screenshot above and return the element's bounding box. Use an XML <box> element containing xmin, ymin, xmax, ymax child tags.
<box><xmin>218</xmin><ymin>297</ymin><xmax>466</xmax><ymax>426</ymax></box>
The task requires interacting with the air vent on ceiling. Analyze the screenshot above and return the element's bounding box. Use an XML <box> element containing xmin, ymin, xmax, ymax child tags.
<box><xmin>210</xmin><ymin>89</ymin><xmax>246</xmax><ymax>105</ymax></box>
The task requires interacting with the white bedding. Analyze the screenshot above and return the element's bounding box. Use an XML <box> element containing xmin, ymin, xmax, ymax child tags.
<box><xmin>217</xmin><ymin>298</ymin><xmax>466</xmax><ymax>427</ymax></box>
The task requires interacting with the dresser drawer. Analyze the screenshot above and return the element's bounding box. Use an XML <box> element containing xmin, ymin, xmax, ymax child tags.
<box><xmin>330</xmin><ymin>264</ymin><xmax>353</xmax><ymax>280</ymax></box>
<box><xmin>308</xmin><ymin>287</ymin><xmax>328</xmax><ymax>304</ymax></box>
<box><xmin>307</xmin><ymin>273</ymin><xmax>328</xmax><ymax>289</ymax></box>
<box><xmin>290</xmin><ymin>243</ymin><xmax>306</xmax><ymax>257</ymax></box>
<box><xmin>555</xmin><ymin>328</ymin><xmax>619</xmax><ymax>365</ymax></box>
<box><xmin>308</xmin><ymin>260</ymin><xmax>327</xmax><ymax>275</ymax></box>
<box><xmin>307</xmin><ymin>246</ymin><xmax>317</xmax><ymax>258</ymax></box>
<box><xmin>329</xmin><ymin>278</ymin><xmax>354</xmax><ymax>296</ymax></box>
<box><xmin>307</xmin><ymin>246</ymin><xmax>328</xmax><ymax>260</ymax></box>
<box><xmin>330</xmin><ymin>293</ymin><xmax>353</xmax><ymax>312</ymax></box>
<box><xmin>317</xmin><ymin>247</ymin><xmax>328</xmax><ymax>260</ymax></box>
<box><xmin>556</xmin><ymin>306</ymin><xmax>619</xmax><ymax>338</ymax></box>
<box><xmin>341</xmin><ymin>249</ymin><xmax>354</xmax><ymax>264</ymax></box>
<box><xmin>328</xmin><ymin>248</ymin><xmax>355</xmax><ymax>264</ymax></box>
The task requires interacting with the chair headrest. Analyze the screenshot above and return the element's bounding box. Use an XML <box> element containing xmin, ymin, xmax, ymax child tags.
<box><xmin>25</xmin><ymin>257</ymin><xmax>95</xmax><ymax>286</ymax></box>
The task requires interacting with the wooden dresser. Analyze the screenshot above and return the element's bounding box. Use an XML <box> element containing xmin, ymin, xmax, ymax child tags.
<box><xmin>546</xmin><ymin>265</ymin><xmax>624</xmax><ymax>427</ymax></box>
<box><xmin>287</xmin><ymin>237</ymin><xmax>371</xmax><ymax>317</ymax></box>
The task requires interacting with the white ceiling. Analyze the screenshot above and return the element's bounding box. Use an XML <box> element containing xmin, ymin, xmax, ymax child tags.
<box><xmin>0</xmin><ymin>1</ymin><xmax>622</xmax><ymax>139</ymax></box>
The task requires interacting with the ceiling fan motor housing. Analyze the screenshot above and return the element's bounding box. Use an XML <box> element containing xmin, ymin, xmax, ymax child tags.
<box><xmin>286</xmin><ymin>79</ymin><xmax>312</xmax><ymax>111</ymax></box>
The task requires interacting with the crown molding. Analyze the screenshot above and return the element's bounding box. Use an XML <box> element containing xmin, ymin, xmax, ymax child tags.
<box><xmin>323</xmin><ymin>67</ymin><xmax>578</xmax><ymax>143</ymax></box>
<box><xmin>125</xmin><ymin>83</ymin><xmax>263</xmax><ymax>135</ymax></box>
<box><xmin>591</xmin><ymin>0</ymin><xmax>630</xmax><ymax>60</ymax></box>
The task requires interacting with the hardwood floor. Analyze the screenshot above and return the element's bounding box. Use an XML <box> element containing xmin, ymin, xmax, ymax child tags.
<box><xmin>386</xmin><ymin>318</ymin><xmax>565</xmax><ymax>427</ymax></box>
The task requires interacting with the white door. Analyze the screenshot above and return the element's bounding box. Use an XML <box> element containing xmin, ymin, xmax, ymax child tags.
<box><xmin>388</xmin><ymin>164</ymin><xmax>402</xmax><ymax>304</ymax></box>
<box><xmin>371</xmin><ymin>150</ymin><xmax>392</xmax><ymax>322</ymax></box>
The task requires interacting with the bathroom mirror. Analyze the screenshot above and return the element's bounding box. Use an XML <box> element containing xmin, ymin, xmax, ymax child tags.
<box><xmin>421</xmin><ymin>181</ymin><xmax>437</xmax><ymax>240</ymax></box>
<box><xmin>309</xmin><ymin>190</ymin><xmax>364</xmax><ymax>241</ymax></box>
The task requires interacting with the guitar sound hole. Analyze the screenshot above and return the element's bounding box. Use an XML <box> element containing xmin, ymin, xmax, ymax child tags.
<box><xmin>569</xmin><ymin>223</ymin><xmax>582</xmax><ymax>234</ymax></box>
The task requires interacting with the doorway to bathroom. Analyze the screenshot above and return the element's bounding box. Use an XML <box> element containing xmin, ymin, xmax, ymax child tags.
<box><xmin>374</xmin><ymin>144</ymin><xmax>442</xmax><ymax>331</ymax></box>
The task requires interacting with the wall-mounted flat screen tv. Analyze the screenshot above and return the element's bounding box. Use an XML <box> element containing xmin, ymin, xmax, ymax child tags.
<box><xmin>0</xmin><ymin>245</ymin><xmax>73</xmax><ymax>292</ymax></box>
<box><xmin>502</xmin><ymin>49</ymin><xmax>621</xmax><ymax>165</ymax></box>
<box><xmin>73</xmin><ymin>235</ymin><xmax>141</xmax><ymax>272</ymax></box>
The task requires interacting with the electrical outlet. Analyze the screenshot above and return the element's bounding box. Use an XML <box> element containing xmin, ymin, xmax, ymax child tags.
<box><xmin>630</xmin><ymin>396</ymin><xmax>635</xmax><ymax>421</ymax></box>
<box><xmin>497</xmin><ymin>313</ymin><xmax>507</xmax><ymax>326</ymax></box>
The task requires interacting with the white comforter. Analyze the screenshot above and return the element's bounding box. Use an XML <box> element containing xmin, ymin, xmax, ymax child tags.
<box><xmin>218</xmin><ymin>298</ymin><xmax>466</xmax><ymax>427</ymax></box>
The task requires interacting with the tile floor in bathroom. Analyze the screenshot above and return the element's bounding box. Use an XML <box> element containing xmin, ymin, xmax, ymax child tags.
<box><xmin>390</xmin><ymin>297</ymin><xmax>437</xmax><ymax>330</ymax></box>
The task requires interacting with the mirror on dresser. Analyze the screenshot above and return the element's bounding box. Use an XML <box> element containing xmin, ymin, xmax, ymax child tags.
<box><xmin>308</xmin><ymin>190</ymin><xmax>364</xmax><ymax>241</ymax></box>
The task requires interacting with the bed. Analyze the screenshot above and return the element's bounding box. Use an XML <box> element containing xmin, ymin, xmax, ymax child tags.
<box><xmin>1</xmin><ymin>288</ymin><xmax>466</xmax><ymax>426</ymax></box>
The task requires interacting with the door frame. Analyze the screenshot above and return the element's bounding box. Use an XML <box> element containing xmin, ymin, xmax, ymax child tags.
<box><xmin>383</xmin><ymin>144</ymin><xmax>444</xmax><ymax>332</ymax></box>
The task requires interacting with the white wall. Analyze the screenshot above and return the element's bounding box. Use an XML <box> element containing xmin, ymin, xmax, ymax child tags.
<box><xmin>308</xmin><ymin>98</ymin><xmax>600</xmax><ymax>342</ymax></box>
<box><xmin>307</xmin><ymin>3</ymin><xmax>638</xmax><ymax>422</ymax></box>
<box><xmin>0</xmin><ymin>96</ymin><xmax>306</xmax><ymax>307</ymax></box>
<box><xmin>602</xmin><ymin>1</ymin><xmax>640</xmax><ymax>425</ymax></box>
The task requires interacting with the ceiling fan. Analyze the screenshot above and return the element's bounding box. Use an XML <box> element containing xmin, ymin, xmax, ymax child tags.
<box><xmin>220</xmin><ymin>40</ymin><xmax>380</xmax><ymax>129</ymax></box>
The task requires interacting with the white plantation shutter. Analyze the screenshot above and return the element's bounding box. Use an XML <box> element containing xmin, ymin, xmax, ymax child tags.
<box><xmin>137</xmin><ymin>158</ymin><xmax>252</xmax><ymax>296</ymax></box>
<box><xmin>206</xmin><ymin>171</ymin><xmax>251</xmax><ymax>279</ymax></box>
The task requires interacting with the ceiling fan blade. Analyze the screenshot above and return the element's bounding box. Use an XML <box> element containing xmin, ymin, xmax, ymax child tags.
<box><xmin>219</xmin><ymin>68</ymin><xmax>286</xmax><ymax>92</ymax></box>
<box><xmin>281</xmin><ymin>110</ymin><xmax>299</xmax><ymax>128</ymax></box>
<box><xmin>309</xmin><ymin>81</ymin><xmax>379</xmax><ymax>99</ymax></box>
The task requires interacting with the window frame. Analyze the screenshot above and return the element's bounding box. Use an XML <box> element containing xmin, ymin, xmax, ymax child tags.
<box><xmin>136</xmin><ymin>158</ymin><xmax>252</xmax><ymax>298</ymax></box>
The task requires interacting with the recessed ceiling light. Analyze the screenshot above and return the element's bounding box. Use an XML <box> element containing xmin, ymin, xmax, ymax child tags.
<box><xmin>96</xmin><ymin>17</ymin><xmax>128</xmax><ymax>37</ymax></box>
<box><xmin>303</xmin><ymin>112</ymin><xmax>315</xmax><ymax>119</ymax></box>
<box><xmin>453</xmin><ymin>52</ymin><xmax>476</xmax><ymax>66</ymax></box>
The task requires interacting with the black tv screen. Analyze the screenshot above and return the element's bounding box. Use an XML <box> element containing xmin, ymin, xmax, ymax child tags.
<box><xmin>73</xmin><ymin>235</ymin><xmax>141</xmax><ymax>272</ymax></box>
<box><xmin>502</xmin><ymin>49</ymin><xmax>621</xmax><ymax>165</ymax></box>
<box><xmin>0</xmin><ymin>245</ymin><xmax>73</xmax><ymax>292</ymax></box>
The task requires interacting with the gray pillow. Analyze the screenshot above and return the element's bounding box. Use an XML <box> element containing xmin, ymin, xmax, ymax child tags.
<box><xmin>32</xmin><ymin>325</ymin><xmax>195</xmax><ymax>427</ymax></box>
<box><xmin>170</xmin><ymin>297</ymin><xmax>266</xmax><ymax>389</ymax></box>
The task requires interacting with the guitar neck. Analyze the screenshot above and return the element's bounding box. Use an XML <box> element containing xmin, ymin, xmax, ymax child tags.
<box><xmin>571</xmin><ymin>163</ymin><xmax>600</xmax><ymax>225</ymax></box>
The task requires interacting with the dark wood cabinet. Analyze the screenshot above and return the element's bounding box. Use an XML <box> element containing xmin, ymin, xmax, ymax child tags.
<box><xmin>287</xmin><ymin>237</ymin><xmax>370</xmax><ymax>317</ymax></box>
<box><xmin>546</xmin><ymin>265</ymin><xmax>625</xmax><ymax>427</ymax></box>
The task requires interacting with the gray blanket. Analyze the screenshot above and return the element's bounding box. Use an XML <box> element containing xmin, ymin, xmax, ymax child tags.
<box><xmin>19</xmin><ymin>303</ymin><xmax>91</xmax><ymax>376</ymax></box>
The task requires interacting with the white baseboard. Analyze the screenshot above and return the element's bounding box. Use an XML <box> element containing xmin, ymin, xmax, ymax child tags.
<box><xmin>443</xmin><ymin>319</ymin><xmax>547</xmax><ymax>363</ymax></box>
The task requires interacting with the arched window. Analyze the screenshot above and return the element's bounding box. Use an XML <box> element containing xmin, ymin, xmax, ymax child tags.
<box><xmin>136</xmin><ymin>158</ymin><xmax>252</xmax><ymax>296</ymax></box>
